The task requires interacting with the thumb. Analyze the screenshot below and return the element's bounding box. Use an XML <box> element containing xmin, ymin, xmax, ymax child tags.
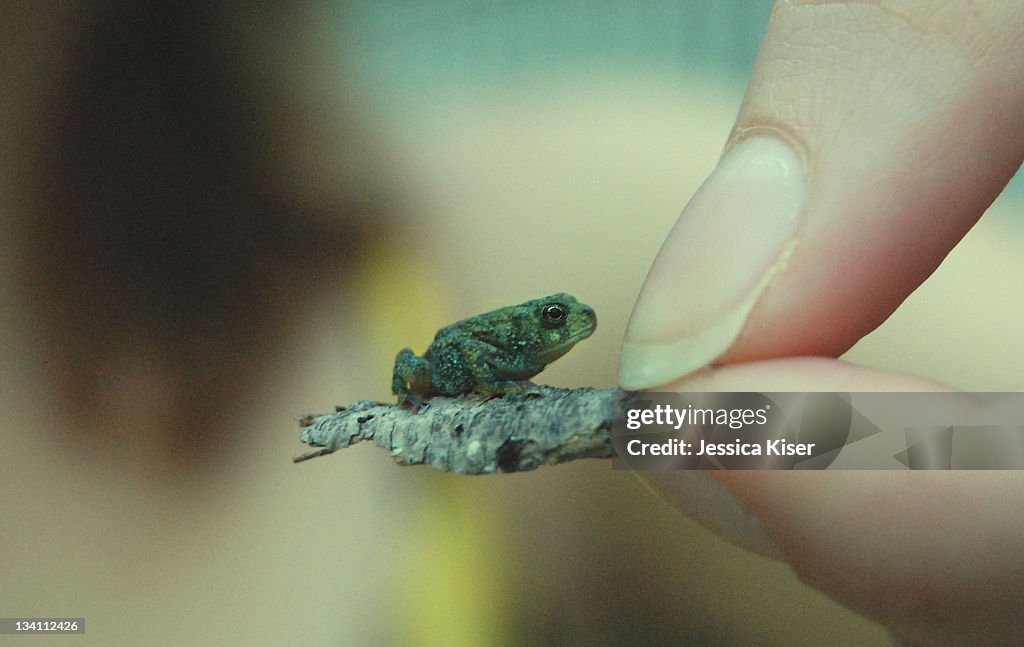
<box><xmin>644</xmin><ymin>359</ymin><xmax>1024</xmax><ymax>645</ymax></box>
<box><xmin>619</xmin><ymin>2</ymin><xmax>1024</xmax><ymax>390</ymax></box>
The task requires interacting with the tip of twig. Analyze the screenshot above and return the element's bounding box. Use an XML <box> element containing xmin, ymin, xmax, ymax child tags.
<box><xmin>292</xmin><ymin>447</ymin><xmax>336</xmax><ymax>463</ymax></box>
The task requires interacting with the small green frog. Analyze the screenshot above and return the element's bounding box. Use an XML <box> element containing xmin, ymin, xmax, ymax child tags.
<box><xmin>392</xmin><ymin>293</ymin><xmax>597</xmax><ymax>409</ymax></box>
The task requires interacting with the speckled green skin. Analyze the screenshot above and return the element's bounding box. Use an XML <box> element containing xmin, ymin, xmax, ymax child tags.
<box><xmin>392</xmin><ymin>293</ymin><xmax>596</xmax><ymax>408</ymax></box>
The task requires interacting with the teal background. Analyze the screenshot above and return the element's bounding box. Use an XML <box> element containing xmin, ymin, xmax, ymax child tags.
<box><xmin>339</xmin><ymin>0</ymin><xmax>1023</xmax><ymax>202</ymax></box>
<box><xmin>340</xmin><ymin>1</ymin><xmax>772</xmax><ymax>116</ymax></box>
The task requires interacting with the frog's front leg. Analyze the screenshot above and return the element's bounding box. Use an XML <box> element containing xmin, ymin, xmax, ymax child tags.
<box><xmin>457</xmin><ymin>339</ymin><xmax>546</xmax><ymax>396</ymax></box>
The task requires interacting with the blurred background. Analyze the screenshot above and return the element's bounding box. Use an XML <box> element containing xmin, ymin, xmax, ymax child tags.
<box><xmin>2</xmin><ymin>2</ymin><xmax>1021</xmax><ymax>645</ymax></box>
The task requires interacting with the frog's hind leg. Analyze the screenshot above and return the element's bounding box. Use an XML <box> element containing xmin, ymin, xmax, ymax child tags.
<box><xmin>392</xmin><ymin>348</ymin><xmax>432</xmax><ymax>408</ymax></box>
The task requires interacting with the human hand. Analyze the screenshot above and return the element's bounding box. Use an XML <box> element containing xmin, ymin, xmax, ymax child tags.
<box><xmin>618</xmin><ymin>3</ymin><xmax>1024</xmax><ymax>644</ymax></box>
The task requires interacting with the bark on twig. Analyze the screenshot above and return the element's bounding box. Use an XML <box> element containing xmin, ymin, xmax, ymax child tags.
<box><xmin>294</xmin><ymin>386</ymin><xmax>626</xmax><ymax>474</ymax></box>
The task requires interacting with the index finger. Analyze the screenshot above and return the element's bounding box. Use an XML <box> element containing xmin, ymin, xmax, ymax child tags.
<box><xmin>619</xmin><ymin>2</ymin><xmax>1024</xmax><ymax>389</ymax></box>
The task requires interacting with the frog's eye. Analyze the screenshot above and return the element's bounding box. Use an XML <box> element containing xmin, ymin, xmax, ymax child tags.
<box><xmin>541</xmin><ymin>303</ymin><xmax>568</xmax><ymax>326</ymax></box>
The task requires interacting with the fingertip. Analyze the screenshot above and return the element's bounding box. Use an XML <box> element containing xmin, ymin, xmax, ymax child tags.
<box><xmin>618</xmin><ymin>136</ymin><xmax>807</xmax><ymax>388</ymax></box>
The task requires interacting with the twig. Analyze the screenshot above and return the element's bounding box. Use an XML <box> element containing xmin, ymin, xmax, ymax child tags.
<box><xmin>294</xmin><ymin>386</ymin><xmax>625</xmax><ymax>474</ymax></box>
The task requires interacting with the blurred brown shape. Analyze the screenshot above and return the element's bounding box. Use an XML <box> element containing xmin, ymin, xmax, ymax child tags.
<box><xmin>17</xmin><ymin>2</ymin><xmax>391</xmax><ymax>470</ymax></box>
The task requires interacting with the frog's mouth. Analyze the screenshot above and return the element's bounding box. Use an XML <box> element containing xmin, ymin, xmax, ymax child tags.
<box><xmin>533</xmin><ymin>320</ymin><xmax>596</xmax><ymax>364</ymax></box>
<box><xmin>534</xmin><ymin>342</ymin><xmax>577</xmax><ymax>365</ymax></box>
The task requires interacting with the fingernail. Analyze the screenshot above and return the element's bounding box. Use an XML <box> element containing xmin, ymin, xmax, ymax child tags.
<box><xmin>641</xmin><ymin>472</ymin><xmax>784</xmax><ymax>560</ymax></box>
<box><xmin>619</xmin><ymin>137</ymin><xmax>806</xmax><ymax>390</ymax></box>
